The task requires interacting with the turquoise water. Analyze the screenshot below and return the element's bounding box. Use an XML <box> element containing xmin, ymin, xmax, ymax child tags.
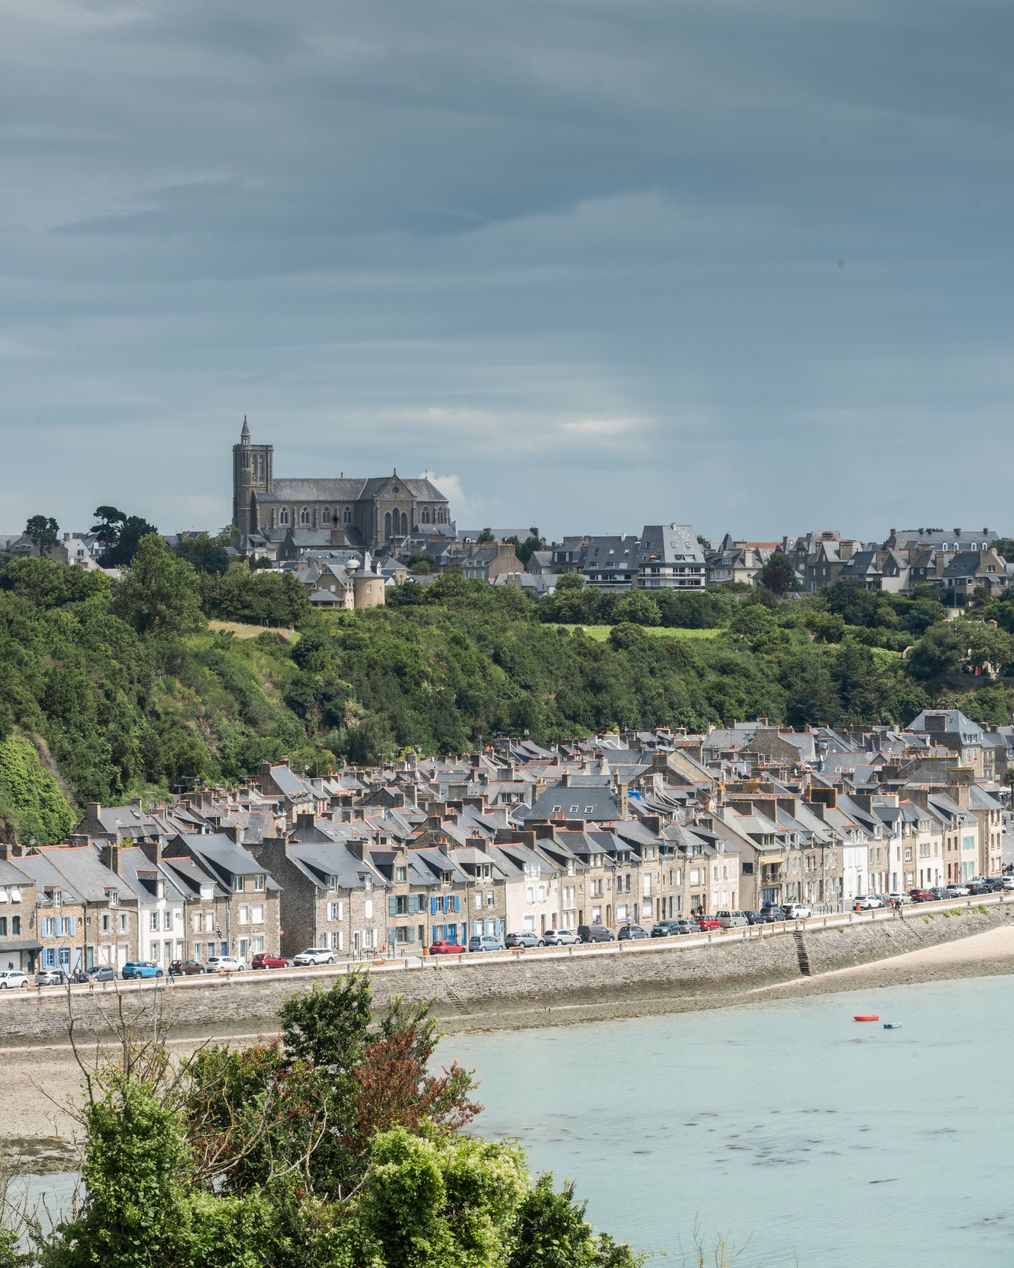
<box><xmin>443</xmin><ymin>977</ymin><xmax>1014</xmax><ymax>1266</ymax></box>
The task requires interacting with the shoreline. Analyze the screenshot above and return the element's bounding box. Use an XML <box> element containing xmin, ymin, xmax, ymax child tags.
<box><xmin>6</xmin><ymin>921</ymin><xmax>1014</xmax><ymax>1173</ymax></box>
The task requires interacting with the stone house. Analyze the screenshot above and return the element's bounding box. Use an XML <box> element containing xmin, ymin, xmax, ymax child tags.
<box><xmin>159</xmin><ymin>832</ymin><xmax>281</xmax><ymax>964</ymax></box>
<box><xmin>0</xmin><ymin>857</ymin><xmax>38</xmax><ymax>972</ymax></box>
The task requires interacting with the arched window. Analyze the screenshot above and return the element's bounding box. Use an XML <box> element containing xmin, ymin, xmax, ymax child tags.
<box><xmin>384</xmin><ymin>511</ymin><xmax>392</xmax><ymax>540</ymax></box>
<box><xmin>300</xmin><ymin>506</ymin><xmax>311</xmax><ymax>526</ymax></box>
<box><xmin>343</xmin><ymin>506</ymin><xmax>352</xmax><ymax>524</ymax></box>
<box><xmin>422</xmin><ymin>506</ymin><xmax>431</xmax><ymax>524</ymax></box>
<box><xmin>280</xmin><ymin>507</ymin><xmax>290</xmax><ymax>526</ymax></box>
<box><xmin>321</xmin><ymin>506</ymin><xmax>331</xmax><ymax>525</ymax></box>
<box><xmin>400</xmin><ymin>510</ymin><xmax>409</xmax><ymax>536</ymax></box>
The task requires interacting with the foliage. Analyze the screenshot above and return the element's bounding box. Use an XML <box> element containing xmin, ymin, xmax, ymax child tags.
<box><xmin>0</xmin><ymin>737</ymin><xmax>76</xmax><ymax>845</ymax></box>
<box><xmin>15</xmin><ymin>979</ymin><xmax>639</xmax><ymax>1267</ymax></box>
<box><xmin>172</xmin><ymin>535</ymin><xmax>230</xmax><ymax>575</ymax></box>
<box><xmin>200</xmin><ymin>566</ymin><xmax>310</xmax><ymax>627</ymax></box>
<box><xmin>92</xmin><ymin>509</ymin><xmax>162</xmax><ymax>568</ymax></box>
<box><xmin>758</xmin><ymin>551</ymin><xmax>800</xmax><ymax>595</ymax></box>
<box><xmin>112</xmin><ymin>535</ymin><xmax>203</xmax><ymax>638</ymax></box>
<box><xmin>23</xmin><ymin>516</ymin><xmax>59</xmax><ymax>556</ymax></box>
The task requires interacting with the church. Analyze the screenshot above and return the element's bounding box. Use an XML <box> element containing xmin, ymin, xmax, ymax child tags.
<box><xmin>232</xmin><ymin>418</ymin><xmax>451</xmax><ymax>551</ymax></box>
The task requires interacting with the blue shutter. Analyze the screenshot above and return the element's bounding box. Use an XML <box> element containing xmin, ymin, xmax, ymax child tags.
<box><xmin>68</xmin><ymin>916</ymin><xmax>77</xmax><ymax>936</ymax></box>
<box><xmin>453</xmin><ymin>895</ymin><xmax>460</xmax><ymax>913</ymax></box>
<box><xmin>430</xmin><ymin>896</ymin><xmax>439</xmax><ymax>915</ymax></box>
<box><xmin>388</xmin><ymin>896</ymin><xmax>398</xmax><ymax>917</ymax></box>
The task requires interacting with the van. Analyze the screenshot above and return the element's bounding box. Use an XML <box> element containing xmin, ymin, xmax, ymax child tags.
<box><xmin>577</xmin><ymin>924</ymin><xmax>614</xmax><ymax>943</ymax></box>
<box><xmin>716</xmin><ymin>910</ymin><xmax>748</xmax><ymax>929</ymax></box>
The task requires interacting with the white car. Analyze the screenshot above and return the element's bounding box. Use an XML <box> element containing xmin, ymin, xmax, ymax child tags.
<box><xmin>781</xmin><ymin>904</ymin><xmax>812</xmax><ymax>920</ymax></box>
<box><xmin>543</xmin><ymin>929</ymin><xmax>580</xmax><ymax>946</ymax></box>
<box><xmin>206</xmin><ymin>955</ymin><xmax>246</xmax><ymax>972</ymax></box>
<box><xmin>888</xmin><ymin>892</ymin><xmax>910</xmax><ymax>905</ymax></box>
<box><xmin>853</xmin><ymin>896</ymin><xmax>883</xmax><ymax>910</ymax></box>
<box><xmin>292</xmin><ymin>947</ymin><xmax>336</xmax><ymax>966</ymax></box>
<box><xmin>0</xmin><ymin>970</ymin><xmax>28</xmax><ymax>990</ymax></box>
<box><xmin>948</xmin><ymin>884</ymin><xmax>971</xmax><ymax>897</ymax></box>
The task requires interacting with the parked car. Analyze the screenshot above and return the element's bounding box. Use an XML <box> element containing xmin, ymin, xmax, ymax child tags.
<box><xmin>618</xmin><ymin>924</ymin><xmax>648</xmax><ymax>940</ymax></box>
<box><xmin>0</xmin><ymin>970</ymin><xmax>29</xmax><ymax>989</ymax></box>
<box><xmin>505</xmin><ymin>932</ymin><xmax>544</xmax><ymax>949</ymax></box>
<box><xmin>948</xmin><ymin>884</ymin><xmax>971</xmax><ymax>897</ymax></box>
<box><xmin>206</xmin><ymin>955</ymin><xmax>245</xmax><ymax>973</ymax></box>
<box><xmin>169</xmin><ymin>959</ymin><xmax>206</xmax><ymax>976</ymax></box>
<box><xmin>428</xmin><ymin>939</ymin><xmax>466</xmax><ymax>955</ymax></box>
<box><xmin>577</xmin><ymin>924</ymin><xmax>614</xmax><ymax>943</ymax></box>
<box><xmin>251</xmin><ymin>952</ymin><xmax>290</xmax><ymax>970</ymax></box>
<box><xmin>696</xmin><ymin>916</ymin><xmax>721</xmax><ymax>931</ymax></box>
<box><xmin>87</xmin><ymin>965</ymin><xmax>118</xmax><ymax>982</ymax></box>
<box><xmin>35</xmin><ymin>967</ymin><xmax>70</xmax><ymax>987</ymax></box>
<box><xmin>650</xmin><ymin>920</ymin><xmax>683</xmax><ymax>937</ymax></box>
<box><xmin>292</xmin><ymin>947</ymin><xmax>335</xmax><ymax>966</ymax></box>
<box><xmin>543</xmin><ymin>929</ymin><xmax>580</xmax><ymax>946</ymax></box>
<box><xmin>758</xmin><ymin>904</ymin><xmax>785</xmax><ymax>922</ymax></box>
<box><xmin>121</xmin><ymin>961</ymin><xmax>164</xmax><ymax>979</ymax></box>
<box><xmin>717</xmin><ymin>910</ymin><xmax>749</xmax><ymax>928</ymax></box>
<box><xmin>468</xmin><ymin>935</ymin><xmax>506</xmax><ymax>952</ymax></box>
<box><xmin>1000</xmin><ymin>877</ymin><xmax>1014</xmax><ymax>891</ymax></box>
<box><xmin>909</xmin><ymin>888</ymin><xmax>935</xmax><ymax>903</ymax></box>
<box><xmin>853</xmin><ymin>896</ymin><xmax>883</xmax><ymax>910</ymax></box>
<box><xmin>887</xmin><ymin>893</ymin><xmax>911</xmax><ymax>906</ymax></box>
<box><xmin>927</xmin><ymin>887</ymin><xmax>950</xmax><ymax>900</ymax></box>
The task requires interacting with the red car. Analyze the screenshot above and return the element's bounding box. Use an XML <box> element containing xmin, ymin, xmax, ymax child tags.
<box><xmin>696</xmin><ymin>916</ymin><xmax>721</xmax><ymax>931</ymax></box>
<box><xmin>428</xmin><ymin>939</ymin><xmax>466</xmax><ymax>955</ymax></box>
<box><xmin>908</xmin><ymin>889</ymin><xmax>935</xmax><ymax>903</ymax></box>
<box><xmin>251</xmin><ymin>952</ymin><xmax>289</xmax><ymax>970</ymax></box>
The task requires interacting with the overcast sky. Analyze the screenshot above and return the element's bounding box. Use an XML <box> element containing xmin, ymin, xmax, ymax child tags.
<box><xmin>3</xmin><ymin>0</ymin><xmax>1013</xmax><ymax>541</ymax></box>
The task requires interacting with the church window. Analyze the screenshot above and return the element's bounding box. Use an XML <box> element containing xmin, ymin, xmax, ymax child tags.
<box><xmin>400</xmin><ymin>510</ymin><xmax>409</xmax><ymax>536</ymax></box>
<box><xmin>422</xmin><ymin>506</ymin><xmax>431</xmax><ymax>524</ymax></box>
<box><xmin>321</xmin><ymin>506</ymin><xmax>331</xmax><ymax>525</ymax></box>
<box><xmin>300</xmin><ymin>506</ymin><xmax>311</xmax><ymax>526</ymax></box>
<box><xmin>280</xmin><ymin>507</ymin><xmax>290</xmax><ymax>526</ymax></box>
<box><xmin>343</xmin><ymin>506</ymin><xmax>352</xmax><ymax>524</ymax></box>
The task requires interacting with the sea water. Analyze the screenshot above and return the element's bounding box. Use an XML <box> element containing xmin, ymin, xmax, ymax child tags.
<box><xmin>442</xmin><ymin>976</ymin><xmax>1014</xmax><ymax>1266</ymax></box>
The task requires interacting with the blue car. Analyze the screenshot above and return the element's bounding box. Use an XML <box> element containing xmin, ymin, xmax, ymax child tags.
<box><xmin>121</xmin><ymin>961</ymin><xmax>164</xmax><ymax>980</ymax></box>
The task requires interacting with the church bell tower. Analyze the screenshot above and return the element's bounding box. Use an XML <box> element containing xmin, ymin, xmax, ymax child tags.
<box><xmin>232</xmin><ymin>416</ymin><xmax>273</xmax><ymax>540</ymax></box>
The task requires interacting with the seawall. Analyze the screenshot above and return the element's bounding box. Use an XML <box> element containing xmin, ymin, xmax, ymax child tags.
<box><xmin>2</xmin><ymin>903</ymin><xmax>1012</xmax><ymax>1045</ymax></box>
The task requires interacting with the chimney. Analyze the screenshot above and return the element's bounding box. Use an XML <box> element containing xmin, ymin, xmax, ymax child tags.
<box><xmin>223</xmin><ymin>824</ymin><xmax>245</xmax><ymax>847</ymax></box>
<box><xmin>100</xmin><ymin>842</ymin><xmax>122</xmax><ymax>875</ymax></box>
<box><xmin>139</xmin><ymin>838</ymin><xmax>164</xmax><ymax>864</ymax></box>
<box><xmin>296</xmin><ymin>813</ymin><xmax>316</xmax><ymax>832</ymax></box>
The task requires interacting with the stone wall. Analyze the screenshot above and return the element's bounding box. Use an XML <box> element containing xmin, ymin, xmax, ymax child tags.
<box><xmin>1</xmin><ymin>905</ymin><xmax>1009</xmax><ymax>1045</ymax></box>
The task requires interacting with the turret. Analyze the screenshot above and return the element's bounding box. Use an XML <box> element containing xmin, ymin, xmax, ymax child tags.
<box><xmin>232</xmin><ymin>417</ymin><xmax>273</xmax><ymax>543</ymax></box>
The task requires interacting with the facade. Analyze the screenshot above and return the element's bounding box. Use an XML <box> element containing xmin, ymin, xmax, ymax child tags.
<box><xmin>232</xmin><ymin>418</ymin><xmax>450</xmax><ymax>549</ymax></box>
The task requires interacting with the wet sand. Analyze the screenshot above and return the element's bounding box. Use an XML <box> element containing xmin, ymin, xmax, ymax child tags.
<box><xmin>6</xmin><ymin>923</ymin><xmax>1014</xmax><ymax>1172</ymax></box>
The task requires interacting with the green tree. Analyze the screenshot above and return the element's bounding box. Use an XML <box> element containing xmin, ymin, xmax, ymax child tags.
<box><xmin>24</xmin><ymin>515</ymin><xmax>59</xmax><ymax>556</ymax></box>
<box><xmin>90</xmin><ymin>506</ymin><xmax>127</xmax><ymax>549</ymax></box>
<box><xmin>99</xmin><ymin>515</ymin><xmax>162</xmax><ymax>567</ymax></box>
<box><xmin>172</xmin><ymin>535</ymin><xmax>230</xmax><ymax>575</ymax></box>
<box><xmin>758</xmin><ymin>551</ymin><xmax>800</xmax><ymax>596</ymax></box>
<box><xmin>112</xmin><ymin>534</ymin><xmax>203</xmax><ymax>638</ymax></box>
<box><xmin>476</xmin><ymin>527</ymin><xmax>495</xmax><ymax>544</ymax></box>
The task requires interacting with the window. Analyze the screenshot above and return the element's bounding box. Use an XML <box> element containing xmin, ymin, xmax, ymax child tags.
<box><xmin>150</xmin><ymin>912</ymin><xmax>159</xmax><ymax>931</ymax></box>
<box><xmin>364</xmin><ymin>898</ymin><xmax>373</xmax><ymax>919</ymax></box>
<box><xmin>239</xmin><ymin>905</ymin><xmax>250</xmax><ymax>925</ymax></box>
<box><xmin>486</xmin><ymin>892</ymin><xmax>495</xmax><ymax>908</ymax></box>
<box><xmin>280</xmin><ymin>507</ymin><xmax>290</xmax><ymax>525</ymax></box>
<box><xmin>164</xmin><ymin>910</ymin><xmax>173</xmax><ymax>930</ymax></box>
<box><xmin>204</xmin><ymin>911</ymin><xmax>214</xmax><ymax>933</ymax></box>
<box><xmin>0</xmin><ymin>917</ymin><xmax>5</xmax><ymax>936</ymax></box>
<box><xmin>300</xmin><ymin>506</ymin><xmax>311</xmax><ymax>525</ymax></box>
<box><xmin>328</xmin><ymin>901</ymin><xmax>343</xmax><ymax>921</ymax></box>
<box><xmin>343</xmin><ymin>506</ymin><xmax>352</xmax><ymax>524</ymax></box>
<box><xmin>395</xmin><ymin>867</ymin><xmax>407</xmax><ymax>883</ymax></box>
<box><xmin>254</xmin><ymin>874</ymin><xmax>265</xmax><ymax>891</ymax></box>
<box><xmin>474</xmin><ymin>892</ymin><xmax>482</xmax><ymax>909</ymax></box>
<box><xmin>102</xmin><ymin>913</ymin><xmax>111</xmax><ymax>933</ymax></box>
<box><xmin>321</xmin><ymin>506</ymin><xmax>331</xmax><ymax>524</ymax></box>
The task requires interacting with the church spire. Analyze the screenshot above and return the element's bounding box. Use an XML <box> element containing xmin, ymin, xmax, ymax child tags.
<box><xmin>241</xmin><ymin>415</ymin><xmax>250</xmax><ymax>443</ymax></box>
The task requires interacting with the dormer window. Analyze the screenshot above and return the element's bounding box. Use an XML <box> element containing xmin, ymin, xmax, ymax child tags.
<box><xmin>106</xmin><ymin>888</ymin><xmax>118</xmax><ymax>908</ymax></box>
<box><xmin>50</xmin><ymin>888</ymin><xmax>62</xmax><ymax>909</ymax></box>
<box><xmin>254</xmin><ymin>874</ymin><xmax>265</xmax><ymax>891</ymax></box>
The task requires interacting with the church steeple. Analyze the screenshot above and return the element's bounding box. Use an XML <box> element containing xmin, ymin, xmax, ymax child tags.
<box><xmin>240</xmin><ymin>415</ymin><xmax>250</xmax><ymax>443</ymax></box>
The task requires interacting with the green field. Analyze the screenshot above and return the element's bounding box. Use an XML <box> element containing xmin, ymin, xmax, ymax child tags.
<box><xmin>558</xmin><ymin>624</ymin><xmax>723</xmax><ymax>641</ymax></box>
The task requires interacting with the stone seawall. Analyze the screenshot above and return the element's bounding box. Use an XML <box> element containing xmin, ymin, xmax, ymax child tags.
<box><xmin>2</xmin><ymin>905</ymin><xmax>1011</xmax><ymax>1045</ymax></box>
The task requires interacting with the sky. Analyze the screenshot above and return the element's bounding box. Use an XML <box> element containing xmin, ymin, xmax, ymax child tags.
<box><xmin>3</xmin><ymin>0</ymin><xmax>1014</xmax><ymax>542</ymax></box>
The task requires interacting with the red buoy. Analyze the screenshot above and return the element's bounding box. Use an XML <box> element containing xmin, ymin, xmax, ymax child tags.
<box><xmin>853</xmin><ymin>1014</ymin><xmax>880</xmax><ymax>1022</ymax></box>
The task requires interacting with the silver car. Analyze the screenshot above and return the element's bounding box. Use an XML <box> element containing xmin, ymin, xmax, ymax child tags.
<box><xmin>543</xmin><ymin>929</ymin><xmax>580</xmax><ymax>946</ymax></box>
<box><xmin>35</xmin><ymin>967</ymin><xmax>70</xmax><ymax>986</ymax></box>
<box><xmin>292</xmin><ymin>947</ymin><xmax>336</xmax><ymax>966</ymax></box>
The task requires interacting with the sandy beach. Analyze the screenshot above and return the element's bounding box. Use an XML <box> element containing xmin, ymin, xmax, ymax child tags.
<box><xmin>6</xmin><ymin>922</ymin><xmax>1014</xmax><ymax>1173</ymax></box>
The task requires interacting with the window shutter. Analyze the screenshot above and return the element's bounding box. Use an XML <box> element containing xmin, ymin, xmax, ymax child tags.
<box><xmin>68</xmin><ymin>916</ymin><xmax>77</xmax><ymax>936</ymax></box>
<box><xmin>430</xmin><ymin>896</ymin><xmax>439</xmax><ymax>915</ymax></box>
<box><xmin>453</xmin><ymin>895</ymin><xmax>460</xmax><ymax>913</ymax></box>
<box><xmin>388</xmin><ymin>896</ymin><xmax>398</xmax><ymax>917</ymax></box>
